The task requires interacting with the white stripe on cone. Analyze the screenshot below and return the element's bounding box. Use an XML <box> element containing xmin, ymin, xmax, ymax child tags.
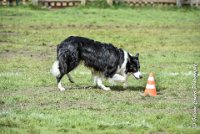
<box><xmin>146</xmin><ymin>84</ymin><xmax>156</xmax><ymax>89</ymax></box>
<box><xmin>148</xmin><ymin>76</ymin><xmax>154</xmax><ymax>81</ymax></box>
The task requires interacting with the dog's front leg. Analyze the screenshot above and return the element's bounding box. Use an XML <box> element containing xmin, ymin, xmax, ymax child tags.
<box><xmin>96</xmin><ymin>77</ymin><xmax>110</xmax><ymax>91</ymax></box>
<box><xmin>123</xmin><ymin>83</ymin><xmax>128</xmax><ymax>88</ymax></box>
<box><xmin>111</xmin><ymin>74</ymin><xmax>126</xmax><ymax>83</ymax></box>
<box><xmin>110</xmin><ymin>74</ymin><xmax>128</xmax><ymax>88</ymax></box>
<box><xmin>123</xmin><ymin>76</ymin><xmax>128</xmax><ymax>88</ymax></box>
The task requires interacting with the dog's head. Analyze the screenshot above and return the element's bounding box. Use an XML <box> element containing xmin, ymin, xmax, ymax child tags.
<box><xmin>126</xmin><ymin>53</ymin><xmax>142</xmax><ymax>79</ymax></box>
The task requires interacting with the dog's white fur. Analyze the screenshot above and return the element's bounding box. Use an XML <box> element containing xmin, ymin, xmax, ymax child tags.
<box><xmin>51</xmin><ymin>60</ymin><xmax>60</xmax><ymax>77</ymax></box>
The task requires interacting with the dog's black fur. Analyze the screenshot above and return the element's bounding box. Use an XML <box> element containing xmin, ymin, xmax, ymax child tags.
<box><xmin>57</xmin><ymin>36</ymin><xmax>125</xmax><ymax>80</ymax></box>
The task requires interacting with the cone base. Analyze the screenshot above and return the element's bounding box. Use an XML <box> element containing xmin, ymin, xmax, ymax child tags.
<box><xmin>144</xmin><ymin>89</ymin><xmax>157</xmax><ymax>96</ymax></box>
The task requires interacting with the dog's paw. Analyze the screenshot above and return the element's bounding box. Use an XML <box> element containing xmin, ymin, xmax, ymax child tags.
<box><xmin>103</xmin><ymin>87</ymin><xmax>111</xmax><ymax>91</ymax></box>
<box><xmin>59</xmin><ymin>87</ymin><xmax>65</xmax><ymax>91</ymax></box>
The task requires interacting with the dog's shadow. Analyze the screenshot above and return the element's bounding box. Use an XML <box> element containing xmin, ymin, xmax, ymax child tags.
<box><xmin>66</xmin><ymin>85</ymin><xmax>145</xmax><ymax>92</ymax></box>
<box><xmin>113</xmin><ymin>85</ymin><xmax>166</xmax><ymax>91</ymax></box>
<box><xmin>111</xmin><ymin>85</ymin><xmax>145</xmax><ymax>91</ymax></box>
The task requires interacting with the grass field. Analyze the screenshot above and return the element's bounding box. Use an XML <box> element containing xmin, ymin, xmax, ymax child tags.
<box><xmin>0</xmin><ymin>5</ymin><xmax>200</xmax><ymax>133</ymax></box>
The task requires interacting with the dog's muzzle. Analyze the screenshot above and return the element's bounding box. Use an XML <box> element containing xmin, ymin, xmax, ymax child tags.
<box><xmin>133</xmin><ymin>71</ymin><xmax>143</xmax><ymax>79</ymax></box>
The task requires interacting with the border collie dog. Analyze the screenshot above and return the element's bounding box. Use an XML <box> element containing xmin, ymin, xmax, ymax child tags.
<box><xmin>51</xmin><ymin>36</ymin><xmax>142</xmax><ymax>91</ymax></box>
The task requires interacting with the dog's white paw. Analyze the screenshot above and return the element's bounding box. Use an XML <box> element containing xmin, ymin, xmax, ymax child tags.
<box><xmin>59</xmin><ymin>87</ymin><xmax>65</xmax><ymax>91</ymax></box>
<box><xmin>58</xmin><ymin>82</ymin><xmax>65</xmax><ymax>91</ymax></box>
<box><xmin>103</xmin><ymin>87</ymin><xmax>111</xmax><ymax>91</ymax></box>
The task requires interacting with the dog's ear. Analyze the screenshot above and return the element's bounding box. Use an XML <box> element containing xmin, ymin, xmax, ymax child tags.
<box><xmin>135</xmin><ymin>53</ymin><xmax>139</xmax><ymax>57</ymax></box>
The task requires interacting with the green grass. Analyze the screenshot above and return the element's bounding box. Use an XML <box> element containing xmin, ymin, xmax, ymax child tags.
<box><xmin>0</xmin><ymin>6</ymin><xmax>200</xmax><ymax>133</ymax></box>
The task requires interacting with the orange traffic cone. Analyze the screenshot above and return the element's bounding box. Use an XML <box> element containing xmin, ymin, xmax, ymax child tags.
<box><xmin>144</xmin><ymin>72</ymin><xmax>157</xmax><ymax>96</ymax></box>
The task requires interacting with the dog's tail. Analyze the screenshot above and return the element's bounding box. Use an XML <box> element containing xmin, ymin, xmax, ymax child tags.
<box><xmin>50</xmin><ymin>60</ymin><xmax>60</xmax><ymax>77</ymax></box>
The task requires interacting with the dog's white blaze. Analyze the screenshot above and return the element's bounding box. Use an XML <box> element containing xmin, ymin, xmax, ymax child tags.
<box><xmin>51</xmin><ymin>60</ymin><xmax>60</xmax><ymax>77</ymax></box>
<box><xmin>133</xmin><ymin>71</ymin><xmax>142</xmax><ymax>79</ymax></box>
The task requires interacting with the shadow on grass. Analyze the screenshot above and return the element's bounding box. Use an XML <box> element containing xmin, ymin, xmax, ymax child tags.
<box><xmin>66</xmin><ymin>86</ymin><xmax>95</xmax><ymax>90</ymax></box>
<box><xmin>63</xmin><ymin>85</ymin><xmax>166</xmax><ymax>94</ymax></box>
<box><xmin>66</xmin><ymin>85</ymin><xmax>145</xmax><ymax>91</ymax></box>
<box><xmin>111</xmin><ymin>86</ymin><xmax>166</xmax><ymax>96</ymax></box>
<box><xmin>111</xmin><ymin>85</ymin><xmax>144</xmax><ymax>91</ymax></box>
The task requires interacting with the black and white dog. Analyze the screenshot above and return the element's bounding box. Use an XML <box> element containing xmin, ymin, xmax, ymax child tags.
<box><xmin>51</xmin><ymin>36</ymin><xmax>142</xmax><ymax>91</ymax></box>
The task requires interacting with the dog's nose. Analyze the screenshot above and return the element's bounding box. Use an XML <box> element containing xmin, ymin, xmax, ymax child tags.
<box><xmin>140</xmin><ymin>75</ymin><xmax>143</xmax><ymax>79</ymax></box>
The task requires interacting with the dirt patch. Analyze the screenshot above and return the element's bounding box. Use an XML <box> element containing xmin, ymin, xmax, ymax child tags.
<box><xmin>0</xmin><ymin>50</ymin><xmax>16</xmax><ymax>58</ymax></box>
<box><xmin>27</xmin><ymin>24</ymin><xmax>194</xmax><ymax>31</ymax></box>
<box><xmin>18</xmin><ymin>50</ymin><xmax>53</xmax><ymax>60</ymax></box>
<box><xmin>26</xmin><ymin>24</ymin><xmax>179</xmax><ymax>30</ymax></box>
<box><xmin>56</xmin><ymin>100</ymin><xmax>102</xmax><ymax>110</ymax></box>
<box><xmin>0</xmin><ymin>31</ymin><xmax>19</xmax><ymax>36</ymax></box>
<box><xmin>0</xmin><ymin>48</ymin><xmax>54</xmax><ymax>60</ymax></box>
<box><xmin>0</xmin><ymin>24</ymin><xmax>11</xmax><ymax>29</ymax></box>
<box><xmin>29</xmin><ymin>25</ymin><xmax>53</xmax><ymax>30</ymax></box>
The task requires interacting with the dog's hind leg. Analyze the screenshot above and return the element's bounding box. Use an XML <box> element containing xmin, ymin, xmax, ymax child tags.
<box><xmin>51</xmin><ymin>60</ymin><xmax>65</xmax><ymax>91</ymax></box>
<box><xmin>67</xmin><ymin>73</ymin><xmax>74</xmax><ymax>83</ymax></box>
<box><xmin>57</xmin><ymin>74</ymin><xmax>65</xmax><ymax>91</ymax></box>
